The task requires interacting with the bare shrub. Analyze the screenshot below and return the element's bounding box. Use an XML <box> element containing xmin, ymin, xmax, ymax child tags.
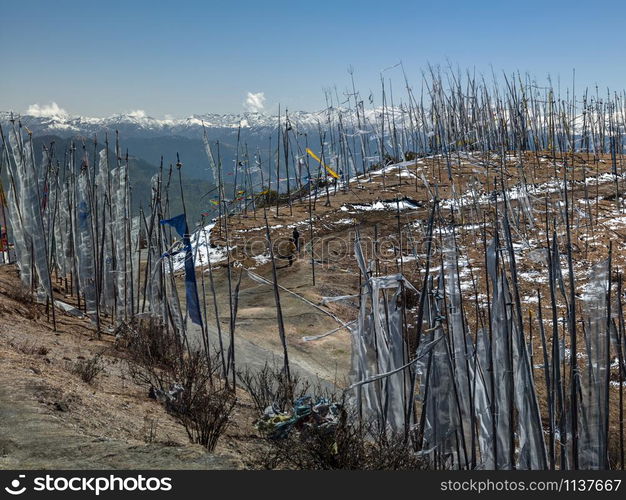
<box><xmin>237</xmin><ymin>363</ymin><xmax>311</xmax><ymax>413</ymax></box>
<box><xmin>171</xmin><ymin>385</ymin><xmax>235</xmax><ymax>451</ymax></box>
<box><xmin>141</xmin><ymin>413</ymin><xmax>159</xmax><ymax>443</ymax></box>
<box><xmin>166</xmin><ymin>350</ymin><xmax>235</xmax><ymax>451</ymax></box>
<box><xmin>70</xmin><ymin>353</ymin><xmax>104</xmax><ymax>384</ymax></box>
<box><xmin>253</xmin><ymin>408</ymin><xmax>426</xmax><ymax>470</ymax></box>
<box><xmin>116</xmin><ymin>317</ymin><xmax>182</xmax><ymax>392</ymax></box>
<box><xmin>117</xmin><ymin>318</ymin><xmax>234</xmax><ymax>451</ymax></box>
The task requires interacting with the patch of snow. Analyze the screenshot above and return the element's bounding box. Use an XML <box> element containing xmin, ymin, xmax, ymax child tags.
<box><xmin>342</xmin><ymin>199</ymin><xmax>420</xmax><ymax>212</ymax></box>
<box><xmin>335</xmin><ymin>218</ymin><xmax>355</xmax><ymax>225</ymax></box>
<box><xmin>167</xmin><ymin>222</ymin><xmax>230</xmax><ymax>271</ymax></box>
<box><xmin>252</xmin><ymin>253</ymin><xmax>271</xmax><ymax>266</ymax></box>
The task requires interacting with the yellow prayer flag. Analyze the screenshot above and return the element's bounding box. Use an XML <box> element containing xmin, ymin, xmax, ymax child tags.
<box><xmin>305</xmin><ymin>148</ymin><xmax>340</xmax><ymax>179</ymax></box>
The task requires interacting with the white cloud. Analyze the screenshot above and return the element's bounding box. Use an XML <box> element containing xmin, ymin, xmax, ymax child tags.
<box><xmin>127</xmin><ymin>109</ymin><xmax>147</xmax><ymax>119</ymax></box>
<box><xmin>26</xmin><ymin>102</ymin><xmax>68</xmax><ymax>118</ymax></box>
<box><xmin>244</xmin><ymin>92</ymin><xmax>266</xmax><ymax>112</ymax></box>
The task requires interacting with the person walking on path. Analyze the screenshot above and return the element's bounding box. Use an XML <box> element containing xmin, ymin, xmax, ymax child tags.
<box><xmin>292</xmin><ymin>227</ymin><xmax>300</xmax><ymax>252</ymax></box>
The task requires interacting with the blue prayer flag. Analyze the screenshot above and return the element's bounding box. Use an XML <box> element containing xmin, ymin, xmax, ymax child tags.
<box><xmin>160</xmin><ymin>214</ymin><xmax>203</xmax><ymax>327</ymax></box>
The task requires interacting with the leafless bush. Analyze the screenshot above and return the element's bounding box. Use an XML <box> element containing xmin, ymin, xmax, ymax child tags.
<box><xmin>237</xmin><ymin>363</ymin><xmax>311</xmax><ymax>413</ymax></box>
<box><xmin>141</xmin><ymin>413</ymin><xmax>159</xmax><ymax>443</ymax></box>
<box><xmin>166</xmin><ymin>350</ymin><xmax>235</xmax><ymax>451</ymax></box>
<box><xmin>253</xmin><ymin>409</ymin><xmax>426</xmax><ymax>470</ymax></box>
<box><xmin>116</xmin><ymin>317</ymin><xmax>182</xmax><ymax>392</ymax></box>
<box><xmin>70</xmin><ymin>353</ymin><xmax>104</xmax><ymax>384</ymax></box>
<box><xmin>116</xmin><ymin>317</ymin><xmax>234</xmax><ymax>451</ymax></box>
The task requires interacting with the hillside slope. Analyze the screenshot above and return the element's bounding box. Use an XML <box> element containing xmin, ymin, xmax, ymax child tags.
<box><xmin>0</xmin><ymin>267</ymin><xmax>256</xmax><ymax>469</ymax></box>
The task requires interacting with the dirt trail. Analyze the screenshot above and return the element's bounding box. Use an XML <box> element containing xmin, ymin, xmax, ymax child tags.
<box><xmin>184</xmin><ymin>258</ymin><xmax>353</xmax><ymax>389</ymax></box>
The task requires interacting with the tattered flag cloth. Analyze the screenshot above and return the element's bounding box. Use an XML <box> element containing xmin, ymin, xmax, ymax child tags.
<box><xmin>160</xmin><ymin>214</ymin><xmax>203</xmax><ymax>327</ymax></box>
<box><xmin>306</xmin><ymin>147</ymin><xmax>340</xmax><ymax>179</ymax></box>
<box><xmin>160</xmin><ymin>214</ymin><xmax>186</xmax><ymax>239</ymax></box>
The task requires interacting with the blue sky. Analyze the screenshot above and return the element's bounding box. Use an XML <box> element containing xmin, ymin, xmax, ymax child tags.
<box><xmin>1</xmin><ymin>0</ymin><xmax>625</xmax><ymax>117</ymax></box>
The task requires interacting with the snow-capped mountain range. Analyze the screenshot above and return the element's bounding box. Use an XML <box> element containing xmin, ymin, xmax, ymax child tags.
<box><xmin>0</xmin><ymin>108</ymin><xmax>347</xmax><ymax>139</ymax></box>
<box><xmin>0</xmin><ymin>104</ymin><xmax>401</xmax><ymax>185</ymax></box>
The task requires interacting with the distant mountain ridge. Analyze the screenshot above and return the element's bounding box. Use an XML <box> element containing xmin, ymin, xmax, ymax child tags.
<box><xmin>0</xmin><ymin>109</ymin><xmax>335</xmax><ymax>138</ymax></box>
<box><xmin>0</xmin><ymin>108</ymin><xmax>344</xmax><ymax>181</ymax></box>
<box><xmin>0</xmin><ymin>106</ymin><xmax>390</xmax><ymax>209</ymax></box>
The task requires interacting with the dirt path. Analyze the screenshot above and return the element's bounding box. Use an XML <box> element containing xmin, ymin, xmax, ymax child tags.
<box><xmin>188</xmin><ymin>317</ymin><xmax>339</xmax><ymax>395</ymax></box>
<box><xmin>185</xmin><ymin>258</ymin><xmax>353</xmax><ymax>389</ymax></box>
